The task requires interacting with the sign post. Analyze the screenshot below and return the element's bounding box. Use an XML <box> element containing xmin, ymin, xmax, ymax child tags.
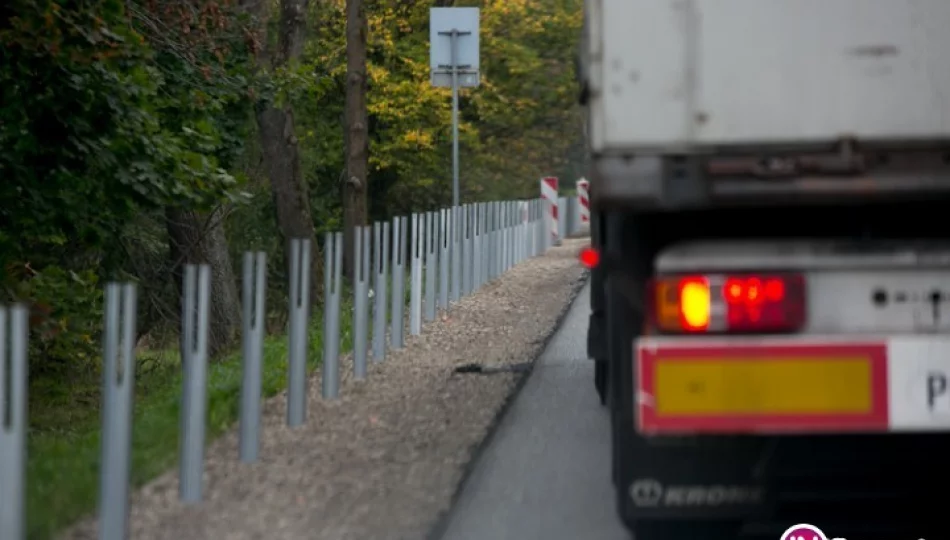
<box><xmin>429</xmin><ymin>7</ymin><xmax>480</xmax><ymax>208</ymax></box>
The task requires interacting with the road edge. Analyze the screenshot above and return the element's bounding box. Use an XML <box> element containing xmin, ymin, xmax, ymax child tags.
<box><xmin>424</xmin><ymin>269</ymin><xmax>591</xmax><ymax>540</ymax></box>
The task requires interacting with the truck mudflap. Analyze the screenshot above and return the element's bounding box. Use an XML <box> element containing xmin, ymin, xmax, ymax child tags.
<box><xmin>635</xmin><ymin>336</ymin><xmax>950</xmax><ymax>435</ymax></box>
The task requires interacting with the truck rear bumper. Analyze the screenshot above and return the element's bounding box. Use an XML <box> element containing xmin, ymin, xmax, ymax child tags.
<box><xmin>635</xmin><ymin>335</ymin><xmax>950</xmax><ymax>435</ymax></box>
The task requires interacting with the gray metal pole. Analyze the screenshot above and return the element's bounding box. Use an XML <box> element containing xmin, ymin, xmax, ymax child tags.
<box><xmin>372</xmin><ymin>222</ymin><xmax>389</xmax><ymax>363</ymax></box>
<box><xmin>287</xmin><ymin>238</ymin><xmax>311</xmax><ymax>427</ymax></box>
<box><xmin>240</xmin><ymin>252</ymin><xmax>266</xmax><ymax>462</ymax></box>
<box><xmin>391</xmin><ymin>216</ymin><xmax>407</xmax><ymax>349</ymax></box>
<box><xmin>450</xmin><ymin>29</ymin><xmax>460</xmax><ymax>208</ymax></box>
<box><xmin>322</xmin><ymin>232</ymin><xmax>343</xmax><ymax>398</ymax></box>
<box><xmin>439</xmin><ymin>209</ymin><xmax>450</xmax><ymax>310</ymax></box>
<box><xmin>425</xmin><ymin>212</ymin><xmax>438</xmax><ymax>321</ymax></box>
<box><xmin>409</xmin><ymin>214</ymin><xmax>423</xmax><ymax>335</ymax></box>
<box><xmin>0</xmin><ymin>305</ymin><xmax>28</xmax><ymax>540</ymax></box>
<box><xmin>180</xmin><ymin>264</ymin><xmax>210</xmax><ymax>504</ymax></box>
<box><xmin>451</xmin><ymin>206</ymin><xmax>461</xmax><ymax>302</ymax></box>
<box><xmin>472</xmin><ymin>203</ymin><xmax>482</xmax><ymax>291</ymax></box>
<box><xmin>353</xmin><ymin>226</ymin><xmax>370</xmax><ymax>379</ymax></box>
<box><xmin>461</xmin><ymin>205</ymin><xmax>470</xmax><ymax>296</ymax></box>
<box><xmin>484</xmin><ymin>202</ymin><xmax>490</xmax><ymax>285</ymax></box>
<box><xmin>99</xmin><ymin>284</ymin><xmax>137</xmax><ymax>540</ymax></box>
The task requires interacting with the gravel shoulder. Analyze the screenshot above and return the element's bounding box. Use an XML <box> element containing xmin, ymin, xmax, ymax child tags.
<box><xmin>61</xmin><ymin>237</ymin><xmax>590</xmax><ymax>540</ymax></box>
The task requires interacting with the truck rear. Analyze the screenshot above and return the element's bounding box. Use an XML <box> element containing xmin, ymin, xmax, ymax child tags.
<box><xmin>578</xmin><ymin>1</ymin><xmax>950</xmax><ymax>538</ymax></box>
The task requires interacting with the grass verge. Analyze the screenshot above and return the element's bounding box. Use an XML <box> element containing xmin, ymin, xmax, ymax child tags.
<box><xmin>26</xmin><ymin>298</ymin><xmax>359</xmax><ymax>540</ymax></box>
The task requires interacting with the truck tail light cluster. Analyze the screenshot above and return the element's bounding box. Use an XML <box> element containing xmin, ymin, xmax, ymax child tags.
<box><xmin>648</xmin><ymin>273</ymin><xmax>806</xmax><ymax>334</ymax></box>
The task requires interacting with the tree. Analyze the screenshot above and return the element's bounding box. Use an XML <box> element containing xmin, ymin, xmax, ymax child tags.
<box><xmin>0</xmin><ymin>0</ymin><xmax>252</xmax><ymax>373</ymax></box>
<box><xmin>126</xmin><ymin>0</ymin><xmax>254</xmax><ymax>358</ymax></box>
<box><xmin>245</xmin><ymin>0</ymin><xmax>322</xmax><ymax>304</ymax></box>
<box><xmin>165</xmin><ymin>206</ymin><xmax>242</xmax><ymax>358</ymax></box>
<box><xmin>342</xmin><ymin>0</ymin><xmax>369</xmax><ymax>279</ymax></box>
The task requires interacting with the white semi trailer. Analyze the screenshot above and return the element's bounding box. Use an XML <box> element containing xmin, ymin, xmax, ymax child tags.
<box><xmin>578</xmin><ymin>1</ymin><xmax>950</xmax><ymax>539</ymax></box>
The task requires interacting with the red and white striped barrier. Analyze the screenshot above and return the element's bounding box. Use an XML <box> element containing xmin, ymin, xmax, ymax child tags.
<box><xmin>576</xmin><ymin>178</ymin><xmax>590</xmax><ymax>225</ymax></box>
<box><xmin>540</xmin><ymin>176</ymin><xmax>559</xmax><ymax>244</ymax></box>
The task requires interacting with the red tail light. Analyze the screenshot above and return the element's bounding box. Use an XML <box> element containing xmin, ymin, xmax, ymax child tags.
<box><xmin>648</xmin><ymin>273</ymin><xmax>806</xmax><ymax>334</ymax></box>
<box><xmin>579</xmin><ymin>246</ymin><xmax>600</xmax><ymax>269</ymax></box>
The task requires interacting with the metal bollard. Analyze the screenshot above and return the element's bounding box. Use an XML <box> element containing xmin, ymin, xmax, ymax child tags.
<box><xmin>322</xmin><ymin>232</ymin><xmax>343</xmax><ymax>398</ymax></box>
<box><xmin>558</xmin><ymin>196</ymin><xmax>567</xmax><ymax>241</ymax></box>
<box><xmin>98</xmin><ymin>283</ymin><xmax>137</xmax><ymax>540</ymax></box>
<box><xmin>287</xmin><ymin>239</ymin><xmax>311</xmax><ymax>427</ymax></box>
<box><xmin>544</xmin><ymin>197</ymin><xmax>550</xmax><ymax>251</ymax></box>
<box><xmin>538</xmin><ymin>198</ymin><xmax>546</xmax><ymax>253</ymax></box>
<box><xmin>409</xmin><ymin>214</ymin><xmax>423</xmax><ymax>335</ymax></box>
<box><xmin>502</xmin><ymin>202</ymin><xmax>510</xmax><ymax>272</ymax></box>
<box><xmin>565</xmin><ymin>196</ymin><xmax>572</xmax><ymax>235</ymax></box>
<box><xmin>240</xmin><ymin>252</ymin><xmax>267</xmax><ymax>463</ymax></box>
<box><xmin>525</xmin><ymin>200</ymin><xmax>531</xmax><ymax>258</ymax></box>
<box><xmin>462</xmin><ymin>205</ymin><xmax>469</xmax><ymax>297</ymax></box>
<box><xmin>391</xmin><ymin>216</ymin><xmax>407</xmax><ymax>349</ymax></box>
<box><xmin>472</xmin><ymin>204</ymin><xmax>482</xmax><ymax>290</ymax></box>
<box><xmin>524</xmin><ymin>200</ymin><xmax>531</xmax><ymax>262</ymax></box>
<box><xmin>0</xmin><ymin>304</ymin><xmax>28</xmax><ymax>540</ymax></box>
<box><xmin>424</xmin><ymin>212</ymin><xmax>438</xmax><ymax>321</ymax></box>
<box><xmin>518</xmin><ymin>217</ymin><xmax>524</xmax><ymax>263</ymax></box>
<box><xmin>450</xmin><ymin>206</ymin><xmax>461</xmax><ymax>303</ymax></box>
<box><xmin>508</xmin><ymin>201</ymin><xmax>514</xmax><ymax>267</ymax></box>
<box><xmin>525</xmin><ymin>201</ymin><xmax>531</xmax><ymax>261</ymax></box>
<box><xmin>488</xmin><ymin>202</ymin><xmax>497</xmax><ymax>280</ymax></box>
<box><xmin>180</xmin><ymin>264</ymin><xmax>211</xmax><ymax>504</ymax></box>
<box><xmin>498</xmin><ymin>201</ymin><xmax>508</xmax><ymax>276</ymax></box>
<box><xmin>513</xmin><ymin>202</ymin><xmax>520</xmax><ymax>265</ymax></box>
<box><xmin>511</xmin><ymin>201</ymin><xmax>518</xmax><ymax>267</ymax></box>
<box><xmin>439</xmin><ymin>209</ymin><xmax>450</xmax><ymax>310</ymax></box>
<box><xmin>533</xmin><ymin>199</ymin><xmax>538</xmax><ymax>256</ymax></box>
<box><xmin>484</xmin><ymin>203</ymin><xmax>490</xmax><ymax>278</ymax></box>
<box><xmin>372</xmin><ymin>222</ymin><xmax>389</xmax><ymax>363</ymax></box>
<box><xmin>466</xmin><ymin>204</ymin><xmax>478</xmax><ymax>294</ymax></box>
<box><xmin>515</xmin><ymin>209</ymin><xmax>523</xmax><ymax>265</ymax></box>
<box><xmin>353</xmin><ymin>226</ymin><xmax>371</xmax><ymax>379</ymax></box>
<box><xmin>461</xmin><ymin>205</ymin><xmax>471</xmax><ymax>296</ymax></box>
<box><xmin>509</xmin><ymin>201</ymin><xmax>516</xmax><ymax>269</ymax></box>
<box><xmin>533</xmin><ymin>199</ymin><xmax>541</xmax><ymax>256</ymax></box>
<box><xmin>513</xmin><ymin>201</ymin><xmax>520</xmax><ymax>266</ymax></box>
<box><xmin>480</xmin><ymin>203</ymin><xmax>491</xmax><ymax>285</ymax></box>
<box><xmin>563</xmin><ymin>196</ymin><xmax>571</xmax><ymax>236</ymax></box>
<box><xmin>569</xmin><ymin>196</ymin><xmax>578</xmax><ymax>235</ymax></box>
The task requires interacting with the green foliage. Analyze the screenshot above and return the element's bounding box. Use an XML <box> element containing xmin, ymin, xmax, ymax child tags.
<box><xmin>0</xmin><ymin>0</ymin><xmax>245</xmax><ymax>272</ymax></box>
<box><xmin>0</xmin><ymin>0</ymin><xmax>256</xmax><ymax>375</ymax></box>
<box><xmin>16</xmin><ymin>267</ymin><xmax>104</xmax><ymax>376</ymax></box>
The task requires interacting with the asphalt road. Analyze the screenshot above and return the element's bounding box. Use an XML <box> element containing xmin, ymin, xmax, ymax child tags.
<box><xmin>438</xmin><ymin>282</ymin><xmax>631</xmax><ymax>540</ymax></box>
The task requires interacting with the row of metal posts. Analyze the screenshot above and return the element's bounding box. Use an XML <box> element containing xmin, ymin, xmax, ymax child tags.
<box><xmin>0</xmin><ymin>198</ymin><xmax>557</xmax><ymax>540</ymax></box>
<box><xmin>557</xmin><ymin>195</ymin><xmax>582</xmax><ymax>241</ymax></box>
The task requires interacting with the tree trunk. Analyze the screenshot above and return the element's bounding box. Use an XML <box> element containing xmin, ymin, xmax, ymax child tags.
<box><xmin>165</xmin><ymin>205</ymin><xmax>242</xmax><ymax>358</ymax></box>
<box><xmin>342</xmin><ymin>0</ymin><xmax>369</xmax><ymax>280</ymax></box>
<box><xmin>257</xmin><ymin>105</ymin><xmax>321</xmax><ymax>307</ymax></box>
<box><xmin>244</xmin><ymin>0</ymin><xmax>321</xmax><ymax>306</ymax></box>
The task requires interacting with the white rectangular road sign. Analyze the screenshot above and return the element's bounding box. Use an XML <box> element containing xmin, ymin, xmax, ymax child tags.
<box><xmin>429</xmin><ymin>7</ymin><xmax>480</xmax><ymax>88</ymax></box>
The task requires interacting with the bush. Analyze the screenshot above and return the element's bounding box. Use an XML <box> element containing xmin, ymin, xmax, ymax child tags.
<box><xmin>11</xmin><ymin>265</ymin><xmax>104</xmax><ymax>378</ymax></box>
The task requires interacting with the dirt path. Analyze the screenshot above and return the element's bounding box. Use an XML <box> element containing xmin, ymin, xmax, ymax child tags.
<box><xmin>62</xmin><ymin>238</ymin><xmax>590</xmax><ymax>540</ymax></box>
